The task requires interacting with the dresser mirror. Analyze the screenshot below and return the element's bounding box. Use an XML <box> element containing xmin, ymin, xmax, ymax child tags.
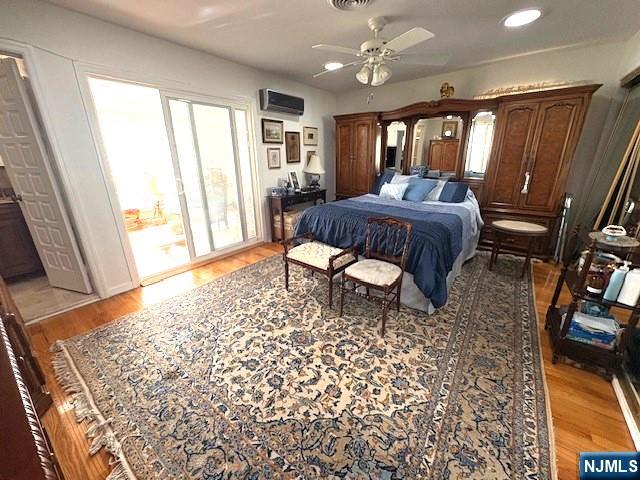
<box><xmin>383</xmin><ymin>121</ymin><xmax>407</xmax><ymax>170</ymax></box>
<box><xmin>410</xmin><ymin>115</ymin><xmax>463</xmax><ymax>174</ymax></box>
<box><xmin>463</xmin><ymin>111</ymin><xmax>496</xmax><ymax>180</ymax></box>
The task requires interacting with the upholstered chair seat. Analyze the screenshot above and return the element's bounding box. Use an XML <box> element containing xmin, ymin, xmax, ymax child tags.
<box><xmin>286</xmin><ymin>242</ymin><xmax>356</xmax><ymax>270</ymax></box>
<box><xmin>344</xmin><ymin>259</ymin><xmax>402</xmax><ymax>286</ymax></box>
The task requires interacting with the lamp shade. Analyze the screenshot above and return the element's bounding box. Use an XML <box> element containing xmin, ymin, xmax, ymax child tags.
<box><xmin>304</xmin><ymin>154</ymin><xmax>325</xmax><ymax>175</ymax></box>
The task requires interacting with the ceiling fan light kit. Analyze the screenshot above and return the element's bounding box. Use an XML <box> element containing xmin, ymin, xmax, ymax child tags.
<box><xmin>312</xmin><ymin>16</ymin><xmax>436</xmax><ymax>87</ymax></box>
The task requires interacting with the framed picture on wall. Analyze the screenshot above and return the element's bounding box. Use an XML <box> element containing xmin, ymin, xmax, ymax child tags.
<box><xmin>306</xmin><ymin>150</ymin><xmax>316</xmax><ymax>165</ymax></box>
<box><xmin>267</xmin><ymin>148</ymin><xmax>281</xmax><ymax>169</ymax></box>
<box><xmin>285</xmin><ymin>131</ymin><xmax>300</xmax><ymax>163</ymax></box>
<box><xmin>441</xmin><ymin>120</ymin><xmax>458</xmax><ymax>138</ymax></box>
<box><xmin>262</xmin><ymin>119</ymin><xmax>284</xmax><ymax>143</ymax></box>
<box><xmin>303</xmin><ymin>126</ymin><xmax>318</xmax><ymax>146</ymax></box>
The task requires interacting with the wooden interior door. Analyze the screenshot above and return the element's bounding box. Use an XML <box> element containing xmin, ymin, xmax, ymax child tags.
<box><xmin>429</xmin><ymin>140</ymin><xmax>443</xmax><ymax>169</ymax></box>
<box><xmin>442</xmin><ymin>140</ymin><xmax>459</xmax><ymax>171</ymax></box>
<box><xmin>0</xmin><ymin>59</ymin><xmax>92</xmax><ymax>293</ymax></box>
<box><xmin>485</xmin><ymin>102</ymin><xmax>539</xmax><ymax>209</ymax></box>
<box><xmin>352</xmin><ymin>119</ymin><xmax>373</xmax><ymax>195</ymax></box>
<box><xmin>519</xmin><ymin>97</ymin><xmax>582</xmax><ymax>213</ymax></box>
<box><xmin>336</xmin><ymin>121</ymin><xmax>353</xmax><ymax>197</ymax></box>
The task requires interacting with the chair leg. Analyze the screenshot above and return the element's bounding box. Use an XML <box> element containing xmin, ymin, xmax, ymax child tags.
<box><xmin>522</xmin><ymin>238</ymin><xmax>534</xmax><ymax>278</ymax></box>
<box><xmin>339</xmin><ymin>276</ymin><xmax>346</xmax><ymax>317</ymax></box>
<box><xmin>284</xmin><ymin>260</ymin><xmax>289</xmax><ymax>290</ymax></box>
<box><xmin>396</xmin><ymin>285</ymin><xmax>401</xmax><ymax>313</ymax></box>
<box><xmin>380</xmin><ymin>299</ymin><xmax>388</xmax><ymax>337</ymax></box>
<box><xmin>328</xmin><ymin>273</ymin><xmax>333</xmax><ymax>308</ymax></box>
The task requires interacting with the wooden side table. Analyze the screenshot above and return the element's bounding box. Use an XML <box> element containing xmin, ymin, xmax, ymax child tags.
<box><xmin>489</xmin><ymin>219</ymin><xmax>549</xmax><ymax>277</ymax></box>
<box><xmin>267</xmin><ymin>189</ymin><xmax>326</xmax><ymax>243</ymax></box>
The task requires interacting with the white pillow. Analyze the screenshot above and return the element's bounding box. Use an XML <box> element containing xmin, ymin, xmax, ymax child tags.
<box><xmin>379</xmin><ymin>182</ymin><xmax>409</xmax><ymax>200</ymax></box>
<box><xmin>425</xmin><ymin>179</ymin><xmax>449</xmax><ymax>201</ymax></box>
<box><xmin>390</xmin><ymin>173</ymin><xmax>417</xmax><ymax>184</ymax></box>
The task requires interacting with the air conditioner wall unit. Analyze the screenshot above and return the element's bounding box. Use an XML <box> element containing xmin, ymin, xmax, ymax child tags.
<box><xmin>259</xmin><ymin>89</ymin><xmax>304</xmax><ymax>115</ymax></box>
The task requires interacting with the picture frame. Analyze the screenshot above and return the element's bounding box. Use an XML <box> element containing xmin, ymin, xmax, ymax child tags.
<box><xmin>289</xmin><ymin>171</ymin><xmax>300</xmax><ymax>191</ymax></box>
<box><xmin>262</xmin><ymin>118</ymin><xmax>284</xmax><ymax>144</ymax></box>
<box><xmin>285</xmin><ymin>131</ymin><xmax>301</xmax><ymax>163</ymax></box>
<box><xmin>303</xmin><ymin>126</ymin><xmax>319</xmax><ymax>146</ymax></box>
<box><xmin>441</xmin><ymin>120</ymin><xmax>458</xmax><ymax>138</ymax></box>
<box><xmin>267</xmin><ymin>148</ymin><xmax>281</xmax><ymax>169</ymax></box>
<box><xmin>306</xmin><ymin>150</ymin><xmax>316</xmax><ymax>165</ymax></box>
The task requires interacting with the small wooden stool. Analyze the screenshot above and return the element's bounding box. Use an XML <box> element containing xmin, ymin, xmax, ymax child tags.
<box><xmin>489</xmin><ymin>220</ymin><xmax>548</xmax><ymax>278</ymax></box>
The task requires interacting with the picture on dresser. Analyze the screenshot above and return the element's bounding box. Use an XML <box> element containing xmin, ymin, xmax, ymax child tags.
<box><xmin>267</xmin><ymin>148</ymin><xmax>281</xmax><ymax>169</ymax></box>
<box><xmin>262</xmin><ymin>119</ymin><xmax>284</xmax><ymax>144</ymax></box>
<box><xmin>285</xmin><ymin>131</ymin><xmax>301</xmax><ymax>163</ymax></box>
<box><xmin>289</xmin><ymin>171</ymin><xmax>300</xmax><ymax>191</ymax></box>
<box><xmin>303</xmin><ymin>126</ymin><xmax>318</xmax><ymax>146</ymax></box>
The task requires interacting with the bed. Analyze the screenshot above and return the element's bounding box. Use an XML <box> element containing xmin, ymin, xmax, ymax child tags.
<box><xmin>293</xmin><ymin>191</ymin><xmax>483</xmax><ymax>312</ymax></box>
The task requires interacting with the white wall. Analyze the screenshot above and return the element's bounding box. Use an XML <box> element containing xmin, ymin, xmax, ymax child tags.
<box><xmin>0</xmin><ymin>0</ymin><xmax>336</xmax><ymax>297</ymax></box>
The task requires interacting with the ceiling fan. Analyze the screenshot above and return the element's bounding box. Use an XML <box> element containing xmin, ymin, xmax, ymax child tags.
<box><xmin>312</xmin><ymin>16</ymin><xmax>443</xmax><ymax>86</ymax></box>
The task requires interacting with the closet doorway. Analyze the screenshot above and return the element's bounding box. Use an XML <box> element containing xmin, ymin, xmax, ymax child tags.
<box><xmin>87</xmin><ymin>76</ymin><xmax>258</xmax><ymax>283</ymax></box>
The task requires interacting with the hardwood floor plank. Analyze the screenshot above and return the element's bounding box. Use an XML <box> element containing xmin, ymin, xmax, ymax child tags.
<box><xmin>23</xmin><ymin>248</ymin><xmax>633</xmax><ymax>479</ymax></box>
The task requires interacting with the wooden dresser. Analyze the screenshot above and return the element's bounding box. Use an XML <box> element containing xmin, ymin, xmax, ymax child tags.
<box><xmin>0</xmin><ymin>273</ymin><xmax>62</xmax><ymax>480</ymax></box>
<box><xmin>333</xmin><ymin>84</ymin><xmax>601</xmax><ymax>256</ymax></box>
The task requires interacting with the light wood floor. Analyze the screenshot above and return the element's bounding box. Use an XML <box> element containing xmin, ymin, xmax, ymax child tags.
<box><xmin>26</xmin><ymin>244</ymin><xmax>633</xmax><ymax>480</ymax></box>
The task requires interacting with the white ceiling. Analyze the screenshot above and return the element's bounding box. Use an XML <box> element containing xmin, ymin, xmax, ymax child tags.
<box><xmin>45</xmin><ymin>0</ymin><xmax>640</xmax><ymax>92</ymax></box>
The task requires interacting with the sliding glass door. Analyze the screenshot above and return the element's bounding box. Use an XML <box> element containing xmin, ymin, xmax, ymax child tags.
<box><xmin>88</xmin><ymin>77</ymin><xmax>258</xmax><ymax>281</ymax></box>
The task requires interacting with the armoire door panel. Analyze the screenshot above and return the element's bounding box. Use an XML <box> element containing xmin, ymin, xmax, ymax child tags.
<box><xmin>429</xmin><ymin>140</ymin><xmax>444</xmax><ymax>170</ymax></box>
<box><xmin>486</xmin><ymin>103</ymin><xmax>539</xmax><ymax>208</ymax></box>
<box><xmin>336</xmin><ymin>122</ymin><xmax>353</xmax><ymax>196</ymax></box>
<box><xmin>353</xmin><ymin>121</ymin><xmax>373</xmax><ymax>194</ymax></box>
<box><xmin>442</xmin><ymin>140</ymin><xmax>459</xmax><ymax>171</ymax></box>
<box><xmin>520</xmin><ymin>98</ymin><xmax>581</xmax><ymax>212</ymax></box>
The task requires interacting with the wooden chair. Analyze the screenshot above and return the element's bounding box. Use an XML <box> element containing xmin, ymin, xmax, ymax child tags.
<box><xmin>283</xmin><ymin>233</ymin><xmax>357</xmax><ymax>308</ymax></box>
<box><xmin>339</xmin><ymin>217</ymin><xmax>413</xmax><ymax>337</ymax></box>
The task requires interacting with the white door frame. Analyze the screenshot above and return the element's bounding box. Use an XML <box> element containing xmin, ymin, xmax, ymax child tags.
<box><xmin>75</xmin><ymin>66</ymin><xmax>264</xmax><ymax>285</ymax></box>
<box><xmin>0</xmin><ymin>39</ymin><xmax>104</xmax><ymax>295</ymax></box>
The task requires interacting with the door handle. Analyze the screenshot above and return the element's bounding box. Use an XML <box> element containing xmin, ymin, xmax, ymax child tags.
<box><xmin>11</xmin><ymin>192</ymin><xmax>22</xmax><ymax>202</ymax></box>
<box><xmin>175</xmin><ymin>178</ymin><xmax>185</xmax><ymax>195</ymax></box>
<box><xmin>521</xmin><ymin>172</ymin><xmax>530</xmax><ymax>194</ymax></box>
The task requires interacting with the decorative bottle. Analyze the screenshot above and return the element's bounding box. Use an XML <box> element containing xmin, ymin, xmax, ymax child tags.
<box><xmin>603</xmin><ymin>262</ymin><xmax>629</xmax><ymax>301</ymax></box>
<box><xmin>617</xmin><ymin>268</ymin><xmax>640</xmax><ymax>306</ymax></box>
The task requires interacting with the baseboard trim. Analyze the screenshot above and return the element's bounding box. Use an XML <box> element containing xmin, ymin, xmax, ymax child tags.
<box><xmin>612</xmin><ymin>373</ymin><xmax>640</xmax><ymax>450</ymax></box>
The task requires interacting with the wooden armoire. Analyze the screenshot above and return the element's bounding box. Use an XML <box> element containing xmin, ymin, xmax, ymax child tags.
<box><xmin>333</xmin><ymin>84</ymin><xmax>601</xmax><ymax>256</ymax></box>
<box><xmin>334</xmin><ymin>112</ymin><xmax>378</xmax><ymax>199</ymax></box>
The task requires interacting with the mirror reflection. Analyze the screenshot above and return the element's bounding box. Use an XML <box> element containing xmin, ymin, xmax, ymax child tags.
<box><xmin>384</xmin><ymin>121</ymin><xmax>407</xmax><ymax>170</ymax></box>
<box><xmin>411</xmin><ymin>115</ymin><xmax>463</xmax><ymax>175</ymax></box>
<box><xmin>464</xmin><ymin>111</ymin><xmax>496</xmax><ymax>179</ymax></box>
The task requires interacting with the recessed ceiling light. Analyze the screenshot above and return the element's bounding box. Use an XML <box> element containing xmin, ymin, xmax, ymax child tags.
<box><xmin>324</xmin><ymin>62</ymin><xmax>344</xmax><ymax>71</ymax></box>
<box><xmin>504</xmin><ymin>8</ymin><xmax>542</xmax><ymax>28</ymax></box>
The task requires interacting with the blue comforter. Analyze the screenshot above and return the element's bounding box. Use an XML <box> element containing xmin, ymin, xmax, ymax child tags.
<box><xmin>294</xmin><ymin>195</ymin><xmax>466</xmax><ymax>307</ymax></box>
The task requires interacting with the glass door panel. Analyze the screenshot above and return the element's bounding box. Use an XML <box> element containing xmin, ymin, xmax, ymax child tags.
<box><xmin>192</xmin><ymin>103</ymin><xmax>244</xmax><ymax>249</ymax></box>
<box><xmin>234</xmin><ymin>110</ymin><xmax>257</xmax><ymax>240</ymax></box>
<box><xmin>88</xmin><ymin>77</ymin><xmax>190</xmax><ymax>279</ymax></box>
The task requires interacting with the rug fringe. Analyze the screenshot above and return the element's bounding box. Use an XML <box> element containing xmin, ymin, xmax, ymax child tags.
<box><xmin>51</xmin><ymin>340</ymin><xmax>137</xmax><ymax>480</ymax></box>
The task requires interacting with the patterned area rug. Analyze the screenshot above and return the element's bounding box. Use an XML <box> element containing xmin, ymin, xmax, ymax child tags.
<box><xmin>52</xmin><ymin>252</ymin><xmax>554</xmax><ymax>479</ymax></box>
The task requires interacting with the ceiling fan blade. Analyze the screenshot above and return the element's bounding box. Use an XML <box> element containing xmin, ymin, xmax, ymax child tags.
<box><xmin>384</xmin><ymin>27</ymin><xmax>434</xmax><ymax>53</ymax></box>
<box><xmin>312</xmin><ymin>44</ymin><xmax>361</xmax><ymax>56</ymax></box>
<box><xmin>392</xmin><ymin>53</ymin><xmax>450</xmax><ymax>66</ymax></box>
<box><xmin>312</xmin><ymin>60</ymin><xmax>362</xmax><ymax>78</ymax></box>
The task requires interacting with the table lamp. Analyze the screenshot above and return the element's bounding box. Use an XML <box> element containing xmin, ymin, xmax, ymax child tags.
<box><xmin>304</xmin><ymin>154</ymin><xmax>325</xmax><ymax>190</ymax></box>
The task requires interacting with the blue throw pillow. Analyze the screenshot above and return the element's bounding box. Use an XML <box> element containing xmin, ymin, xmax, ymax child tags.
<box><xmin>371</xmin><ymin>170</ymin><xmax>395</xmax><ymax>195</ymax></box>
<box><xmin>438</xmin><ymin>182</ymin><xmax>469</xmax><ymax>203</ymax></box>
<box><xmin>403</xmin><ymin>178</ymin><xmax>438</xmax><ymax>202</ymax></box>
